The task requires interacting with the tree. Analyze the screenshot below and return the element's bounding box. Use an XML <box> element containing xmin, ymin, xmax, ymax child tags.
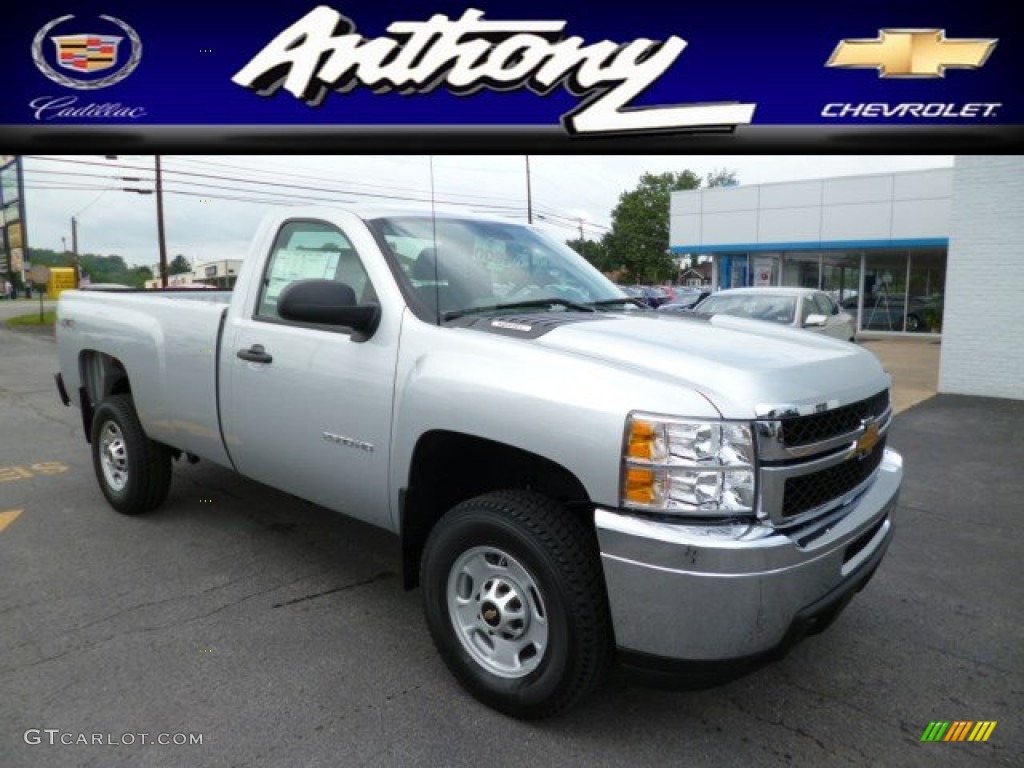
<box><xmin>169</xmin><ymin>254</ymin><xmax>192</xmax><ymax>275</ymax></box>
<box><xmin>603</xmin><ymin>169</ymin><xmax>737</xmax><ymax>283</ymax></box>
<box><xmin>27</xmin><ymin>248</ymin><xmax>153</xmax><ymax>288</ymax></box>
<box><xmin>564</xmin><ymin>237</ymin><xmax>613</xmax><ymax>272</ymax></box>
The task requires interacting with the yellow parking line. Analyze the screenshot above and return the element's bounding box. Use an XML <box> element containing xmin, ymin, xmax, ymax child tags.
<box><xmin>0</xmin><ymin>508</ymin><xmax>24</xmax><ymax>533</ymax></box>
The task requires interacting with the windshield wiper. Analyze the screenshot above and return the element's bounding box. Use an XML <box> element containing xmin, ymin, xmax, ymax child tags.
<box><xmin>587</xmin><ymin>297</ymin><xmax>649</xmax><ymax>309</ymax></box>
<box><xmin>443</xmin><ymin>298</ymin><xmax>597</xmax><ymax>322</ymax></box>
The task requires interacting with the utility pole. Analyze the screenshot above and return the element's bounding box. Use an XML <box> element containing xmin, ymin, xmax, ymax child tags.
<box><xmin>525</xmin><ymin>155</ymin><xmax>533</xmax><ymax>224</ymax></box>
<box><xmin>578</xmin><ymin>218</ymin><xmax>585</xmax><ymax>259</ymax></box>
<box><xmin>155</xmin><ymin>155</ymin><xmax>168</xmax><ymax>288</ymax></box>
<box><xmin>71</xmin><ymin>216</ymin><xmax>80</xmax><ymax>286</ymax></box>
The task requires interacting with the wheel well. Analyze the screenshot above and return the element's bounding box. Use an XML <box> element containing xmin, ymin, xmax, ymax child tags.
<box><xmin>78</xmin><ymin>351</ymin><xmax>131</xmax><ymax>442</ymax></box>
<box><xmin>400</xmin><ymin>431</ymin><xmax>592</xmax><ymax>589</ymax></box>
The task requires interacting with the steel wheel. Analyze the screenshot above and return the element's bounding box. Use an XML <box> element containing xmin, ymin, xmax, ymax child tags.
<box><xmin>90</xmin><ymin>394</ymin><xmax>173</xmax><ymax>515</ymax></box>
<box><xmin>447</xmin><ymin>546</ymin><xmax>549</xmax><ymax>679</ymax></box>
<box><xmin>99</xmin><ymin>421</ymin><xmax>129</xmax><ymax>491</ymax></box>
<box><xmin>421</xmin><ymin>490</ymin><xmax>611</xmax><ymax>718</ymax></box>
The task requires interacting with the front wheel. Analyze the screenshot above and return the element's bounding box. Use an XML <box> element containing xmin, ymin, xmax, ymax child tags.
<box><xmin>421</xmin><ymin>490</ymin><xmax>611</xmax><ymax>719</ymax></box>
<box><xmin>90</xmin><ymin>394</ymin><xmax>173</xmax><ymax>515</ymax></box>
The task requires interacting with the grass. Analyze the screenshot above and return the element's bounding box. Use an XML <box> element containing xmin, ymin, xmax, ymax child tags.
<box><xmin>6</xmin><ymin>310</ymin><xmax>57</xmax><ymax>328</ymax></box>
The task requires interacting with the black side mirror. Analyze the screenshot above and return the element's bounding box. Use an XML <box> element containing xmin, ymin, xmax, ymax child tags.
<box><xmin>278</xmin><ymin>279</ymin><xmax>381</xmax><ymax>342</ymax></box>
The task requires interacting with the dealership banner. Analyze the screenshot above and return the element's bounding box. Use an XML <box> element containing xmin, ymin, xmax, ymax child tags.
<box><xmin>0</xmin><ymin>0</ymin><xmax>1020</xmax><ymax>148</ymax></box>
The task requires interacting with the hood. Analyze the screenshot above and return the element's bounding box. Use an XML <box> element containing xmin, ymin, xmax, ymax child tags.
<box><xmin>533</xmin><ymin>312</ymin><xmax>889</xmax><ymax>419</ymax></box>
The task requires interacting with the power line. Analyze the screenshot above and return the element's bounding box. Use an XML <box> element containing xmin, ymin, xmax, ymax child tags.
<box><xmin>27</xmin><ymin>155</ymin><xmax>536</xmax><ymax>215</ymax></box>
<box><xmin>166</xmin><ymin>156</ymin><xmax>533</xmax><ymax>207</ymax></box>
<box><xmin>27</xmin><ymin>155</ymin><xmax>610</xmax><ymax>228</ymax></box>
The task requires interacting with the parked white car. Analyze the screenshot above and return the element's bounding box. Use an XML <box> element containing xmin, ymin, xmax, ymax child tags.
<box><xmin>694</xmin><ymin>287</ymin><xmax>856</xmax><ymax>341</ymax></box>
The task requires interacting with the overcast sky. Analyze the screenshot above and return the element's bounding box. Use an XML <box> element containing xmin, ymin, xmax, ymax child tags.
<box><xmin>22</xmin><ymin>155</ymin><xmax>953</xmax><ymax>268</ymax></box>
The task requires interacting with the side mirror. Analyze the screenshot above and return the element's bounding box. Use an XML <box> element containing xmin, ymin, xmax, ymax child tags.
<box><xmin>278</xmin><ymin>279</ymin><xmax>381</xmax><ymax>341</ymax></box>
<box><xmin>804</xmin><ymin>313</ymin><xmax>827</xmax><ymax>328</ymax></box>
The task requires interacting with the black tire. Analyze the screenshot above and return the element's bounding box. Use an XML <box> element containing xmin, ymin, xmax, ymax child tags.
<box><xmin>90</xmin><ymin>394</ymin><xmax>173</xmax><ymax>515</ymax></box>
<box><xmin>420</xmin><ymin>490</ymin><xmax>611</xmax><ymax>719</ymax></box>
<box><xmin>906</xmin><ymin>314</ymin><xmax>924</xmax><ymax>332</ymax></box>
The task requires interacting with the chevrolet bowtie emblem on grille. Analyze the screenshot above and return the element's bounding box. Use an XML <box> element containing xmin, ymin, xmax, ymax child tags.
<box><xmin>856</xmin><ymin>420</ymin><xmax>881</xmax><ymax>458</ymax></box>
<box><xmin>826</xmin><ymin>29</ymin><xmax>997</xmax><ymax>78</ymax></box>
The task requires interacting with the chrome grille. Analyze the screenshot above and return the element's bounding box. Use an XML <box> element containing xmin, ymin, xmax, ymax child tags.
<box><xmin>781</xmin><ymin>437</ymin><xmax>887</xmax><ymax>518</ymax></box>
<box><xmin>756</xmin><ymin>388</ymin><xmax>893</xmax><ymax>526</ymax></box>
<box><xmin>781</xmin><ymin>390</ymin><xmax>890</xmax><ymax>447</ymax></box>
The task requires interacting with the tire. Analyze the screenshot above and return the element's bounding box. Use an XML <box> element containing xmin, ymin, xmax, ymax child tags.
<box><xmin>90</xmin><ymin>394</ymin><xmax>173</xmax><ymax>515</ymax></box>
<box><xmin>906</xmin><ymin>314</ymin><xmax>924</xmax><ymax>332</ymax></box>
<box><xmin>420</xmin><ymin>490</ymin><xmax>611</xmax><ymax>719</ymax></box>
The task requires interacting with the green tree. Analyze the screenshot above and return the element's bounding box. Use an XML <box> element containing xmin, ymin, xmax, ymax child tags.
<box><xmin>169</xmin><ymin>254</ymin><xmax>192</xmax><ymax>275</ymax></box>
<box><xmin>565</xmin><ymin>237</ymin><xmax>614</xmax><ymax>272</ymax></box>
<box><xmin>604</xmin><ymin>169</ymin><xmax>737</xmax><ymax>283</ymax></box>
<box><xmin>27</xmin><ymin>248</ymin><xmax>153</xmax><ymax>288</ymax></box>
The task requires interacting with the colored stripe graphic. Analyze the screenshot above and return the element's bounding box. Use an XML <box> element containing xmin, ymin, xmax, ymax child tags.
<box><xmin>944</xmin><ymin>721</ymin><xmax>971</xmax><ymax>741</ymax></box>
<box><xmin>921</xmin><ymin>721</ymin><xmax>996</xmax><ymax>742</ymax></box>
<box><xmin>969</xmin><ymin>722</ymin><xmax>997</xmax><ymax>742</ymax></box>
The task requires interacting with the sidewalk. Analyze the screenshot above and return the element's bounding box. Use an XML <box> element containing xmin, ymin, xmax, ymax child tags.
<box><xmin>860</xmin><ymin>337</ymin><xmax>940</xmax><ymax>414</ymax></box>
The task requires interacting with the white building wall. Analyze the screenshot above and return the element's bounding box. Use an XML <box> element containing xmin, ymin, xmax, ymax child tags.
<box><xmin>939</xmin><ymin>157</ymin><xmax>1024</xmax><ymax>400</ymax></box>
<box><xmin>670</xmin><ymin>169</ymin><xmax>953</xmax><ymax>249</ymax></box>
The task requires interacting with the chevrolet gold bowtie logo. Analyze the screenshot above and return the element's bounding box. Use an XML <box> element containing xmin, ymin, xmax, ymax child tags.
<box><xmin>856</xmin><ymin>422</ymin><xmax>880</xmax><ymax>457</ymax></box>
<box><xmin>827</xmin><ymin>29</ymin><xmax>997</xmax><ymax>78</ymax></box>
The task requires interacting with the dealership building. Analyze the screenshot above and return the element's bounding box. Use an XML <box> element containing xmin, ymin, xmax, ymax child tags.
<box><xmin>670</xmin><ymin>157</ymin><xmax>1023</xmax><ymax>401</ymax></box>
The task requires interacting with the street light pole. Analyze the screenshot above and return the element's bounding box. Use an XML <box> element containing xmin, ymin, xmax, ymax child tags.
<box><xmin>71</xmin><ymin>216</ymin><xmax>80</xmax><ymax>286</ymax></box>
<box><xmin>525</xmin><ymin>155</ymin><xmax>533</xmax><ymax>225</ymax></box>
<box><xmin>155</xmin><ymin>155</ymin><xmax>168</xmax><ymax>288</ymax></box>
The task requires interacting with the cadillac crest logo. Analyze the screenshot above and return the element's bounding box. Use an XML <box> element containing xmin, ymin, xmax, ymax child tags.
<box><xmin>33</xmin><ymin>15</ymin><xmax>142</xmax><ymax>89</ymax></box>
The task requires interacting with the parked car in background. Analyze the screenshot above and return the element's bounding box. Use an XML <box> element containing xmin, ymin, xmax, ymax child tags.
<box><xmin>634</xmin><ymin>285</ymin><xmax>672</xmax><ymax>308</ymax></box>
<box><xmin>658</xmin><ymin>288</ymin><xmax>711</xmax><ymax>313</ymax></box>
<box><xmin>840</xmin><ymin>295</ymin><xmax>933</xmax><ymax>333</ymax></box>
<box><xmin>693</xmin><ymin>287</ymin><xmax>856</xmax><ymax>341</ymax></box>
<box><xmin>617</xmin><ymin>285</ymin><xmax>647</xmax><ymax>305</ymax></box>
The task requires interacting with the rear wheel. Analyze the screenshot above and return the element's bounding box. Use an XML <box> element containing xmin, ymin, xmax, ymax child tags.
<box><xmin>421</xmin><ymin>490</ymin><xmax>610</xmax><ymax>719</ymax></box>
<box><xmin>90</xmin><ymin>394</ymin><xmax>173</xmax><ymax>515</ymax></box>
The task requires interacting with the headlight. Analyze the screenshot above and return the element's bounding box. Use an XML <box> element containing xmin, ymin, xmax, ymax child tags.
<box><xmin>621</xmin><ymin>414</ymin><xmax>756</xmax><ymax>516</ymax></box>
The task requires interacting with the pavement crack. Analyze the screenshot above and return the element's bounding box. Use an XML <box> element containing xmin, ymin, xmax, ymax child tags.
<box><xmin>0</xmin><ymin>567</ymin><xmax>332</xmax><ymax>677</ymax></box>
<box><xmin>272</xmin><ymin>571</ymin><xmax>395</xmax><ymax>608</ymax></box>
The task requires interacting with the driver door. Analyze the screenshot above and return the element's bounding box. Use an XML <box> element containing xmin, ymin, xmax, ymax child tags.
<box><xmin>220</xmin><ymin>219</ymin><xmax>397</xmax><ymax>529</ymax></box>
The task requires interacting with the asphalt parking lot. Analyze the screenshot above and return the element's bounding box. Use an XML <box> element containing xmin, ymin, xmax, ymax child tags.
<box><xmin>1</xmin><ymin>321</ymin><xmax>1021</xmax><ymax>767</ymax></box>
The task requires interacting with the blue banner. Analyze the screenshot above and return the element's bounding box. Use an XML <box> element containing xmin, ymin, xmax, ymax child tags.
<box><xmin>1</xmin><ymin>1</ymin><xmax>1020</xmax><ymax>139</ymax></box>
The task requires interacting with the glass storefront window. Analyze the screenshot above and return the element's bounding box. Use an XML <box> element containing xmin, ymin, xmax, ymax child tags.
<box><xmin>821</xmin><ymin>253</ymin><xmax>861</xmax><ymax>305</ymax></box>
<box><xmin>861</xmin><ymin>250</ymin><xmax>910</xmax><ymax>332</ymax></box>
<box><xmin>716</xmin><ymin>254</ymin><xmax>751</xmax><ymax>289</ymax></box>
<box><xmin>782</xmin><ymin>252</ymin><xmax>821</xmax><ymax>289</ymax></box>
<box><xmin>907</xmin><ymin>248</ymin><xmax>946</xmax><ymax>333</ymax></box>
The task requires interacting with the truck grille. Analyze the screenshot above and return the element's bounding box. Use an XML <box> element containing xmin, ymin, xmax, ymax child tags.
<box><xmin>781</xmin><ymin>437</ymin><xmax>887</xmax><ymax>518</ymax></box>
<box><xmin>781</xmin><ymin>390</ymin><xmax>890</xmax><ymax>447</ymax></box>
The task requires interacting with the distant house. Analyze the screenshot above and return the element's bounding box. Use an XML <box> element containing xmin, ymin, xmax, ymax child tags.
<box><xmin>145</xmin><ymin>259</ymin><xmax>242</xmax><ymax>290</ymax></box>
<box><xmin>678</xmin><ymin>263</ymin><xmax>711</xmax><ymax>287</ymax></box>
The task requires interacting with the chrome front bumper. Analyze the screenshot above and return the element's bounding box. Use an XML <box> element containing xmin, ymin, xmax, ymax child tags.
<box><xmin>596</xmin><ymin>448</ymin><xmax>902</xmax><ymax>667</ymax></box>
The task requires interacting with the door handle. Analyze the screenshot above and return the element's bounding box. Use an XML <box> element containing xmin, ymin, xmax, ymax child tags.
<box><xmin>237</xmin><ymin>344</ymin><xmax>273</xmax><ymax>364</ymax></box>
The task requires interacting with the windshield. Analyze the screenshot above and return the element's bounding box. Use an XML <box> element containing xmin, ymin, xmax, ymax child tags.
<box><xmin>367</xmin><ymin>216</ymin><xmax>627</xmax><ymax>319</ymax></box>
<box><xmin>697</xmin><ymin>294</ymin><xmax>797</xmax><ymax>325</ymax></box>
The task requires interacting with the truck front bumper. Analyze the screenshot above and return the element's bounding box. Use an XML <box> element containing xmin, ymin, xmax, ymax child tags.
<box><xmin>595</xmin><ymin>448</ymin><xmax>902</xmax><ymax>687</ymax></box>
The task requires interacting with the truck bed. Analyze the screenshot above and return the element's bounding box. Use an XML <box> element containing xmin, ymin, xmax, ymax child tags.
<box><xmin>56</xmin><ymin>289</ymin><xmax>234</xmax><ymax>468</ymax></box>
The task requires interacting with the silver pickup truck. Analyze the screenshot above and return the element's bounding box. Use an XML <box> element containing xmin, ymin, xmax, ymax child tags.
<box><xmin>55</xmin><ymin>207</ymin><xmax>901</xmax><ymax>718</ymax></box>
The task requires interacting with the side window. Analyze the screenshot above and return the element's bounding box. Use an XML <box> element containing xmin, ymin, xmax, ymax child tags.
<box><xmin>256</xmin><ymin>221</ymin><xmax>376</xmax><ymax>321</ymax></box>
<box><xmin>808</xmin><ymin>294</ymin><xmax>826</xmax><ymax>317</ymax></box>
<box><xmin>815</xmin><ymin>294</ymin><xmax>838</xmax><ymax>316</ymax></box>
<box><xmin>799</xmin><ymin>296</ymin><xmax>815</xmax><ymax>323</ymax></box>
